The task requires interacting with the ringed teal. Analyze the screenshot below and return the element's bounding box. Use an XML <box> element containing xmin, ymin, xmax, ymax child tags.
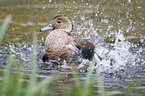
<box><xmin>40</xmin><ymin>15</ymin><xmax>95</xmax><ymax>63</ymax></box>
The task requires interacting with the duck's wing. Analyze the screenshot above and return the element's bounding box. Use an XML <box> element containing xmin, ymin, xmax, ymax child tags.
<box><xmin>74</xmin><ymin>39</ymin><xmax>95</xmax><ymax>60</ymax></box>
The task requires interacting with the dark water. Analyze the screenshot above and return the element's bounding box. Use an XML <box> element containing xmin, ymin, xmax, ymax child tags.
<box><xmin>0</xmin><ymin>0</ymin><xmax>145</xmax><ymax>95</ymax></box>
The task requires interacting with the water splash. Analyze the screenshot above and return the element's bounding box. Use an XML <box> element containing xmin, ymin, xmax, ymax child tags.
<box><xmin>73</xmin><ymin>17</ymin><xmax>138</xmax><ymax>71</ymax></box>
<box><xmin>95</xmin><ymin>30</ymin><xmax>136</xmax><ymax>71</ymax></box>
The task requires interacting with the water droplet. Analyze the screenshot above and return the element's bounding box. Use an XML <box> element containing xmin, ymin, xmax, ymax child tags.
<box><xmin>81</xmin><ymin>16</ymin><xmax>85</xmax><ymax>21</ymax></box>
<box><xmin>43</xmin><ymin>7</ymin><xmax>45</xmax><ymax>9</ymax></box>
<box><xmin>137</xmin><ymin>6</ymin><xmax>142</xmax><ymax>9</ymax></box>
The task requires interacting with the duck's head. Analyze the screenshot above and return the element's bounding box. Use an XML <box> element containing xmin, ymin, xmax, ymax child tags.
<box><xmin>40</xmin><ymin>15</ymin><xmax>73</xmax><ymax>33</ymax></box>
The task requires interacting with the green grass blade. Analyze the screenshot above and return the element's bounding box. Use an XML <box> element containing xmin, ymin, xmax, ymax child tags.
<box><xmin>82</xmin><ymin>58</ymin><xmax>96</xmax><ymax>96</ymax></box>
<box><xmin>0</xmin><ymin>16</ymin><xmax>11</xmax><ymax>44</ymax></box>
<box><xmin>73</xmin><ymin>71</ymin><xmax>82</xmax><ymax>96</ymax></box>
<box><xmin>26</xmin><ymin>31</ymin><xmax>37</xmax><ymax>96</ymax></box>
<box><xmin>0</xmin><ymin>54</ymin><xmax>14</xmax><ymax>96</ymax></box>
<box><xmin>97</xmin><ymin>74</ymin><xmax>107</xmax><ymax>96</ymax></box>
<box><xmin>96</xmin><ymin>62</ymin><xmax>108</xmax><ymax>96</ymax></box>
<box><xmin>125</xmin><ymin>81</ymin><xmax>133</xmax><ymax>96</ymax></box>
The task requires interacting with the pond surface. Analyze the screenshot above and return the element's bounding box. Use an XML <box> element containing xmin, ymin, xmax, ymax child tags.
<box><xmin>0</xmin><ymin>0</ymin><xmax>145</xmax><ymax>95</ymax></box>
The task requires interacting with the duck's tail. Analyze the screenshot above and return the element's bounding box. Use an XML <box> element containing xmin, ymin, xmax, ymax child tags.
<box><xmin>94</xmin><ymin>52</ymin><xmax>102</xmax><ymax>61</ymax></box>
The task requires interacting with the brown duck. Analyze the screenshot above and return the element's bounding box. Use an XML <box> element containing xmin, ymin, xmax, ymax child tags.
<box><xmin>40</xmin><ymin>15</ymin><xmax>95</xmax><ymax>64</ymax></box>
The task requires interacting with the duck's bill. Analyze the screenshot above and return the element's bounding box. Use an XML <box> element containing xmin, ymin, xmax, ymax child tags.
<box><xmin>40</xmin><ymin>24</ymin><xmax>54</xmax><ymax>31</ymax></box>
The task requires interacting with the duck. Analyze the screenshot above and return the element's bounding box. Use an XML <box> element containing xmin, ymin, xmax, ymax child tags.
<box><xmin>40</xmin><ymin>15</ymin><xmax>95</xmax><ymax>64</ymax></box>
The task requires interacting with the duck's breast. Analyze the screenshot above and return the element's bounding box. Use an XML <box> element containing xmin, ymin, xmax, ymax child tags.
<box><xmin>45</xmin><ymin>30</ymin><xmax>74</xmax><ymax>59</ymax></box>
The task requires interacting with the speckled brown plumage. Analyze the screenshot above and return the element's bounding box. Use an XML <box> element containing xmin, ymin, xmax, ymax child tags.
<box><xmin>45</xmin><ymin>29</ymin><xmax>77</xmax><ymax>60</ymax></box>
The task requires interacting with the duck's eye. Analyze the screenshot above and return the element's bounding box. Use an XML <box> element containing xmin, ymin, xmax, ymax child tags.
<box><xmin>57</xmin><ymin>20</ymin><xmax>61</xmax><ymax>23</ymax></box>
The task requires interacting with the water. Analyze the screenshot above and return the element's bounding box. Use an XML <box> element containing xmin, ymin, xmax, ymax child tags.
<box><xmin>0</xmin><ymin>0</ymin><xmax>145</xmax><ymax>95</ymax></box>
